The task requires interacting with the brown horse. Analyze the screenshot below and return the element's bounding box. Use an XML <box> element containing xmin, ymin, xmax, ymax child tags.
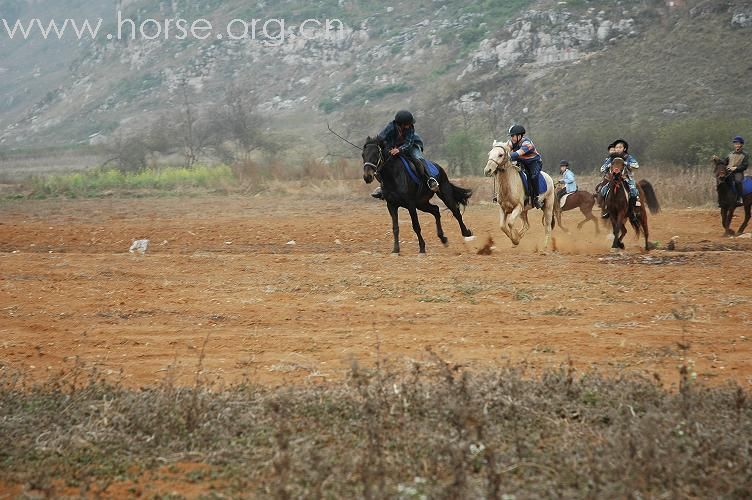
<box><xmin>553</xmin><ymin>182</ymin><xmax>599</xmax><ymax>234</ymax></box>
<box><xmin>711</xmin><ymin>157</ymin><xmax>752</xmax><ymax>236</ymax></box>
<box><xmin>604</xmin><ymin>158</ymin><xmax>660</xmax><ymax>251</ymax></box>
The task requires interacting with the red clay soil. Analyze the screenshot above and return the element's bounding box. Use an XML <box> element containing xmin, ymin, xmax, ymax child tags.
<box><xmin>1</xmin><ymin>191</ymin><xmax>751</xmax><ymax>390</ymax></box>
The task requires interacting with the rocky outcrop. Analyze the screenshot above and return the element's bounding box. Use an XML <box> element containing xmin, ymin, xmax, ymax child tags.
<box><xmin>458</xmin><ymin>7</ymin><xmax>638</xmax><ymax>80</ymax></box>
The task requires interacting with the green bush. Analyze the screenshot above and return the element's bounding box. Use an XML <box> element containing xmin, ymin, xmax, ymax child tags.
<box><xmin>30</xmin><ymin>165</ymin><xmax>235</xmax><ymax>198</ymax></box>
<box><xmin>647</xmin><ymin>117</ymin><xmax>752</xmax><ymax>167</ymax></box>
<box><xmin>444</xmin><ymin>129</ymin><xmax>487</xmax><ymax>176</ymax></box>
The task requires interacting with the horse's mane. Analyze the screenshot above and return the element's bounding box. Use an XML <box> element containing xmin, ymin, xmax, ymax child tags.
<box><xmin>364</xmin><ymin>136</ymin><xmax>383</xmax><ymax>148</ymax></box>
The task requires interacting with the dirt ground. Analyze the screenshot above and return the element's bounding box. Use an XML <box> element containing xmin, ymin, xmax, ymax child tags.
<box><xmin>1</xmin><ymin>184</ymin><xmax>751</xmax><ymax>390</ymax></box>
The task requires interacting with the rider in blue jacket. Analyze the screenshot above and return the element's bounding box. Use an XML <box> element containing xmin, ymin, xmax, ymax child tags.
<box><xmin>600</xmin><ymin>139</ymin><xmax>640</xmax><ymax>220</ymax></box>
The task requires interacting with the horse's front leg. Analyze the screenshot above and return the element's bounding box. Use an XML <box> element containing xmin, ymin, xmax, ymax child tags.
<box><xmin>498</xmin><ymin>207</ymin><xmax>514</xmax><ymax>244</ymax></box>
<box><xmin>506</xmin><ymin>205</ymin><xmax>524</xmax><ymax>246</ymax></box>
<box><xmin>724</xmin><ymin>207</ymin><xmax>736</xmax><ymax>237</ymax></box>
<box><xmin>610</xmin><ymin>219</ymin><xmax>623</xmax><ymax>251</ymax></box>
<box><xmin>618</xmin><ymin>223</ymin><xmax>627</xmax><ymax>249</ymax></box>
<box><xmin>407</xmin><ymin>205</ymin><xmax>427</xmax><ymax>253</ymax></box>
<box><xmin>388</xmin><ymin>202</ymin><xmax>400</xmax><ymax>254</ymax></box>
<box><xmin>418</xmin><ymin>202</ymin><xmax>448</xmax><ymax>246</ymax></box>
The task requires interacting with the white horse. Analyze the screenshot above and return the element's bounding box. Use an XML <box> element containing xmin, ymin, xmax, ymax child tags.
<box><xmin>484</xmin><ymin>141</ymin><xmax>555</xmax><ymax>249</ymax></box>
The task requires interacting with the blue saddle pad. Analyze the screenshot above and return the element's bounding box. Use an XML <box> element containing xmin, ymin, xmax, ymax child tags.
<box><xmin>398</xmin><ymin>156</ymin><xmax>440</xmax><ymax>186</ymax></box>
<box><xmin>424</xmin><ymin>159</ymin><xmax>440</xmax><ymax>177</ymax></box>
<box><xmin>398</xmin><ymin>156</ymin><xmax>421</xmax><ymax>185</ymax></box>
<box><xmin>519</xmin><ymin>170</ymin><xmax>547</xmax><ymax>196</ymax></box>
<box><xmin>743</xmin><ymin>177</ymin><xmax>752</xmax><ymax>196</ymax></box>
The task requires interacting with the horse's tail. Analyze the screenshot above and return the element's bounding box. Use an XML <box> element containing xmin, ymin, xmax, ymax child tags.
<box><xmin>450</xmin><ymin>181</ymin><xmax>473</xmax><ymax>208</ymax></box>
<box><xmin>638</xmin><ymin>180</ymin><xmax>661</xmax><ymax>214</ymax></box>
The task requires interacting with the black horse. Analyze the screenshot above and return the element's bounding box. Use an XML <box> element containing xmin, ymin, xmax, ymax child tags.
<box><xmin>712</xmin><ymin>157</ymin><xmax>752</xmax><ymax>236</ymax></box>
<box><xmin>362</xmin><ymin>137</ymin><xmax>473</xmax><ymax>254</ymax></box>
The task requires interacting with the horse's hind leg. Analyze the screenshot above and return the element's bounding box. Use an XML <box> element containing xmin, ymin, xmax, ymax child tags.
<box><xmin>407</xmin><ymin>205</ymin><xmax>427</xmax><ymax>253</ymax></box>
<box><xmin>518</xmin><ymin>210</ymin><xmax>531</xmax><ymax>239</ymax></box>
<box><xmin>642</xmin><ymin>213</ymin><xmax>651</xmax><ymax>251</ymax></box>
<box><xmin>387</xmin><ymin>202</ymin><xmax>400</xmax><ymax>254</ymax></box>
<box><xmin>437</xmin><ymin>191</ymin><xmax>472</xmax><ymax>238</ymax></box>
<box><xmin>419</xmin><ymin>202</ymin><xmax>448</xmax><ymax>246</ymax></box>
<box><xmin>736</xmin><ymin>202</ymin><xmax>751</xmax><ymax>234</ymax></box>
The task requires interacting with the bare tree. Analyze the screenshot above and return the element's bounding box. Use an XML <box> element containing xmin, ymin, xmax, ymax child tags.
<box><xmin>101</xmin><ymin>129</ymin><xmax>151</xmax><ymax>172</ymax></box>
<box><xmin>215</xmin><ymin>83</ymin><xmax>265</xmax><ymax>161</ymax></box>
<box><xmin>178</xmin><ymin>80</ymin><xmax>215</xmax><ymax>167</ymax></box>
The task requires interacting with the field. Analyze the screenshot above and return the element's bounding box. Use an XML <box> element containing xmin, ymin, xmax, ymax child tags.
<box><xmin>1</xmin><ymin>180</ymin><xmax>751</xmax><ymax>497</ymax></box>
<box><xmin>2</xmin><ymin>181</ymin><xmax>751</xmax><ymax>387</ymax></box>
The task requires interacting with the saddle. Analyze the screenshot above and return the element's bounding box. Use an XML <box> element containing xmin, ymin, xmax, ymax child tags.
<box><xmin>398</xmin><ymin>155</ymin><xmax>440</xmax><ymax>186</ymax></box>
<box><xmin>519</xmin><ymin>170</ymin><xmax>547</xmax><ymax>206</ymax></box>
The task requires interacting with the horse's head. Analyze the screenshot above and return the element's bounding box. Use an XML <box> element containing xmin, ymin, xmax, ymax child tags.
<box><xmin>711</xmin><ymin>155</ymin><xmax>728</xmax><ymax>183</ymax></box>
<box><xmin>609</xmin><ymin>157</ymin><xmax>626</xmax><ymax>179</ymax></box>
<box><xmin>604</xmin><ymin>157</ymin><xmax>627</xmax><ymax>192</ymax></box>
<box><xmin>362</xmin><ymin>137</ymin><xmax>385</xmax><ymax>184</ymax></box>
<box><xmin>484</xmin><ymin>140</ymin><xmax>510</xmax><ymax>177</ymax></box>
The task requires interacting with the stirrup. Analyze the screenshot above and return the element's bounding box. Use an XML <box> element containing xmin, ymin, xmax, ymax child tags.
<box><xmin>635</xmin><ymin>199</ymin><xmax>642</xmax><ymax>207</ymax></box>
<box><xmin>427</xmin><ymin>177</ymin><xmax>439</xmax><ymax>192</ymax></box>
<box><xmin>601</xmin><ymin>211</ymin><xmax>609</xmax><ymax>219</ymax></box>
<box><xmin>371</xmin><ymin>187</ymin><xmax>384</xmax><ymax>199</ymax></box>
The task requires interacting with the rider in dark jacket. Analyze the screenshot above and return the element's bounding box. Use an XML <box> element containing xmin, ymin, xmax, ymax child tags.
<box><xmin>371</xmin><ymin>110</ymin><xmax>438</xmax><ymax>199</ymax></box>
<box><xmin>715</xmin><ymin>136</ymin><xmax>749</xmax><ymax>204</ymax></box>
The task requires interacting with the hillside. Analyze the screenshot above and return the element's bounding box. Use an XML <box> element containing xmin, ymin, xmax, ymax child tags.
<box><xmin>1</xmin><ymin>0</ymin><xmax>752</xmax><ymax>171</ymax></box>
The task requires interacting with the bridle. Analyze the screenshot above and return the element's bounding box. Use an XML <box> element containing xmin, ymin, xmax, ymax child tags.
<box><xmin>363</xmin><ymin>143</ymin><xmax>384</xmax><ymax>175</ymax></box>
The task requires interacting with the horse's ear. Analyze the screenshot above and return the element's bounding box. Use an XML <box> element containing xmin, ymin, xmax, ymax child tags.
<box><xmin>492</xmin><ymin>140</ymin><xmax>504</xmax><ymax>148</ymax></box>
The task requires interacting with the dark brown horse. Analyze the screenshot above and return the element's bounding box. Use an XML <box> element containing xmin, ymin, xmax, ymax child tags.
<box><xmin>712</xmin><ymin>157</ymin><xmax>752</xmax><ymax>236</ymax></box>
<box><xmin>553</xmin><ymin>182</ymin><xmax>599</xmax><ymax>234</ymax></box>
<box><xmin>604</xmin><ymin>158</ymin><xmax>660</xmax><ymax>251</ymax></box>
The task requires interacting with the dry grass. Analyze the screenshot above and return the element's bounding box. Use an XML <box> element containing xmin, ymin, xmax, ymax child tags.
<box><xmin>1</xmin><ymin>358</ymin><xmax>749</xmax><ymax>498</ymax></box>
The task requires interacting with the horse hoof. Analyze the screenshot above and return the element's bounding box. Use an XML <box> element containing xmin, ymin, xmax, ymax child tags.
<box><xmin>440</xmin><ymin>237</ymin><xmax>449</xmax><ymax>246</ymax></box>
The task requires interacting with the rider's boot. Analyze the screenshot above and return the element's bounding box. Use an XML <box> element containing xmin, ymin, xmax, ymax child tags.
<box><xmin>371</xmin><ymin>186</ymin><xmax>384</xmax><ymax>199</ymax></box>
<box><xmin>736</xmin><ymin>181</ymin><xmax>744</xmax><ymax>205</ymax></box>
<box><xmin>529</xmin><ymin>180</ymin><xmax>542</xmax><ymax>209</ymax></box>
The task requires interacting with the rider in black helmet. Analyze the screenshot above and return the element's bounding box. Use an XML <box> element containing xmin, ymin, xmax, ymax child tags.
<box><xmin>370</xmin><ymin>110</ymin><xmax>438</xmax><ymax>199</ymax></box>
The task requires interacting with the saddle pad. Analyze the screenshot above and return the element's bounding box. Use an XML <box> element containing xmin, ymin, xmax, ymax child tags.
<box><xmin>398</xmin><ymin>156</ymin><xmax>421</xmax><ymax>186</ymax></box>
<box><xmin>560</xmin><ymin>192</ymin><xmax>572</xmax><ymax>208</ymax></box>
<box><xmin>519</xmin><ymin>171</ymin><xmax>547</xmax><ymax>197</ymax></box>
<box><xmin>743</xmin><ymin>177</ymin><xmax>752</xmax><ymax>197</ymax></box>
<box><xmin>424</xmin><ymin>159</ymin><xmax>440</xmax><ymax>177</ymax></box>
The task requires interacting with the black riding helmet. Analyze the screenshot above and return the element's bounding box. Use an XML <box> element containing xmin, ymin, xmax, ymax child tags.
<box><xmin>394</xmin><ymin>110</ymin><xmax>415</xmax><ymax>126</ymax></box>
<box><xmin>508</xmin><ymin>124</ymin><xmax>526</xmax><ymax>136</ymax></box>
